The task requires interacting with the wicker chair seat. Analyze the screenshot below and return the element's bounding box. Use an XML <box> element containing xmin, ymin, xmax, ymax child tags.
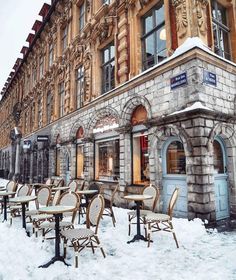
<box><xmin>127</xmin><ymin>209</ymin><xmax>153</xmax><ymax>217</ymax></box>
<box><xmin>31</xmin><ymin>214</ymin><xmax>54</xmax><ymax>221</ymax></box>
<box><xmin>61</xmin><ymin>228</ymin><xmax>94</xmax><ymax>240</ymax></box>
<box><xmin>41</xmin><ymin>221</ymin><xmax>73</xmax><ymax>229</ymax></box>
<box><xmin>146</xmin><ymin>213</ymin><xmax>170</xmax><ymax>222</ymax></box>
<box><xmin>26</xmin><ymin>209</ymin><xmax>39</xmax><ymax>216</ymax></box>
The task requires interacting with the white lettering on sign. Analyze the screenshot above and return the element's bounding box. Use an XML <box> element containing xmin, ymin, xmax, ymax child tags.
<box><xmin>93</xmin><ymin>123</ymin><xmax>119</xmax><ymax>134</ymax></box>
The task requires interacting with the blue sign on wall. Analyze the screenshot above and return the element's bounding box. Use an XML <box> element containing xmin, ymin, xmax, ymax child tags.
<box><xmin>203</xmin><ymin>70</ymin><xmax>217</xmax><ymax>86</ymax></box>
<box><xmin>170</xmin><ymin>72</ymin><xmax>187</xmax><ymax>90</ymax></box>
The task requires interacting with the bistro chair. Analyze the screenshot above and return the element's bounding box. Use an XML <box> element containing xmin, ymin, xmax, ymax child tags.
<box><xmin>9</xmin><ymin>184</ymin><xmax>32</xmax><ymax>224</ymax></box>
<box><xmin>45</xmin><ymin>178</ymin><xmax>53</xmax><ymax>185</ymax></box>
<box><xmin>68</xmin><ymin>180</ymin><xmax>78</xmax><ymax>192</ymax></box>
<box><xmin>0</xmin><ymin>180</ymin><xmax>18</xmax><ymax>213</ymax></box>
<box><xmin>55</xmin><ymin>178</ymin><xmax>64</xmax><ymax>188</ymax></box>
<box><xmin>31</xmin><ymin>190</ymin><xmax>61</xmax><ymax>237</ymax></box>
<box><xmin>127</xmin><ymin>184</ymin><xmax>160</xmax><ymax>236</ymax></box>
<box><xmin>26</xmin><ymin>186</ymin><xmax>51</xmax><ymax>222</ymax></box>
<box><xmin>100</xmin><ymin>184</ymin><xmax>118</xmax><ymax>227</ymax></box>
<box><xmin>40</xmin><ymin>191</ymin><xmax>80</xmax><ymax>240</ymax></box>
<box><xmin>61</xmin><ymin>194</ymin><xmax>105</xmax><ymax>268</ymax></box>
<box><xmin>145</xmin><ymin>187</ymin><xmax>180</xmax><ymax>248</ymax></box>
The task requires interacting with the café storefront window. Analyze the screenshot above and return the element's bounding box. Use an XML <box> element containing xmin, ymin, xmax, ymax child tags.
<box><xmin>76</xmin><ymin>127</ymin><xmax>84</xmax><ymax>178</ymax></box>
<box><xmin>131</xmin><ymin>105</ymin><xmax>149</xmax><ymax>185</ymax></box>
<box><xmin>166</xmin><ymin>141</ymin><xmax>186</xmax><ymax>174</ymax></box>
<box><xmin>95</xmin><ymin>138</ymin><xmax>119</xmax><ymax>181</ymax></box>
<box><xmin>133</xmin><ymin>133</ymin><xmax>149</xmax><ymax>185</ymax></box>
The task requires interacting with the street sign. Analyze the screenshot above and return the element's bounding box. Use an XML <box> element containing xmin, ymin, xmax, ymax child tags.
<box><xmin>203</xmin><ymin>70</ymin><xmax>217</xmax><ymax>86</ymax></box>
<box><xmin>37</xmin><ymin>135</ymin><xmax>49</xmax><ymax>142</ymax></box>
<box><xmin>170</xmin><ymin>72</ymin><xmax>187</xmax><ymax>90</ymax></box>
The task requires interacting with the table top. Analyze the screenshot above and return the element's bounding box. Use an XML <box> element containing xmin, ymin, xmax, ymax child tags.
<box><xmin>9</xmin><ymin>195</ymin><xmax>37</xmax><ymax>203</ymax></box>
<box><xmin>77</xmin><ymin>190</ymin><xmax>98</xmax><ymax>195</ymax></box>
<box><xmin>0</xmin><ymin>186</ymin><xmax>6</xmax><ymax>190</ymax></box>
<box><xmin>0</xmin><ymin>191</ymin><xmax>16</xmax><ymax>196</ymax></box>
<box><xmin>124</xmin><ymin>194</ymin><xmax>153</xmax><ymax>201</ymax></box>
<box><xmin>52</xmin><ymin>186</ymin><xmax>69</xmax><ymax>191</ymax></box>
<box><xmin>39</xmin><ymin>205</ymin><xmax>75</xmax><ymax>214</ymax></box>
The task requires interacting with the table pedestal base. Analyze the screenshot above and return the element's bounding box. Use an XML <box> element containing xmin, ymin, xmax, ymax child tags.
<box><xmin>39</xmin><ymin>256</ymin><xmax>70</xmax><ymax>268</ymax></box>
<box><xmin>127</xmin><ymin>234</ymin><xmax>148</xmax><ymax>243</ymax></box>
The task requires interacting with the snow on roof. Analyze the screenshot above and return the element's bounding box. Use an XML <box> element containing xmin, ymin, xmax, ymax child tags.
<box><xmin>169</xmin><ymin>101</ymin><xmax>213</xmax><ymax>116</ymax></box>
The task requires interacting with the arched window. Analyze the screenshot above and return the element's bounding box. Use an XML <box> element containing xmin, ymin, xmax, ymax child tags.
<box><xmin>55</xmin><ymin>134</ymin><xmax>61</xmax><ymax>176</ymax></box>
<box><xmin>166</xmin><ymin>141</ymin><xmax>186</xmax><ymax>174</ymax></box>
<box><xmin>76</xmin><ymin>127</ymin><xmax>84</xmax><ymax>178</ymax></box>
<box><xmin>213</xmin><ymin>140</ymin><xmax>224</xmax><ymax>174</ymax></box>
<box><xmin>131</xmin><ymin>105</ymin><xmax>148</xmax><ymax>126</ymax></box>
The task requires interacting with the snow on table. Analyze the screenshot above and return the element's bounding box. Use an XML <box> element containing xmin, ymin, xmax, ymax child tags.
<box><xmin>0</xmin><ymin>178</ymin><xmax>235</xmax><ymax>280</ymax></box>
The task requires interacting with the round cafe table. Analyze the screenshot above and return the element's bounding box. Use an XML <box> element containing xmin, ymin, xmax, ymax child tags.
<box><xmin>52</xmin><ymin>186</ymin><xmax>69</xmax><ymax>191</ymax></box>
<box><xmin>124</xmin><ymin>194</ymin><xmax>152</xmax><ymax>243</ymax></box>
<box><xmin>9</xmin><ymin>195</ymin><xmax>37</xmax><ymax>235</ymax></box>
<box><xmin>77</xmin><ymin>190</ymin><xmax>98</xmax><ymax>224</ymax></box>
<box><xmin>0</xmin><ymin>191</ymin><xmax>16</xmax><ymax>221</ymax></box>
<box><xmin>38</xmin><ymin>205</ymin><xmax>75</xmax><ymax>268</ymax></box>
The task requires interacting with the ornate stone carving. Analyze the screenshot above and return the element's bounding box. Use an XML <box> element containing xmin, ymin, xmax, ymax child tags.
<box><xmin>172</xmin><ymin>0</ymin><xmax>188</xmax><ymax>39</ymax></box>
<box><xmin>83</xmin><ymin>52</ymin><xmax>92</xmax><ymax>102</ymax></box>
<box><xmin>86</xmin><ymin>0</ymin><xmax>92</xmax><ymax>12</ymax></box>
<box><xmin>139</xmin><ymin>0</ymin><xmax>151</xmax><ymax>7</ymax></box>
<box><xmin>12</xmin><ymin>102</ymin><xmax>22</xmax><ymax>125</ymax></box>
<box><xmin>195</xmin><ymin>0</ymin><xmax>208</xmax><ymax>36</ymax></box>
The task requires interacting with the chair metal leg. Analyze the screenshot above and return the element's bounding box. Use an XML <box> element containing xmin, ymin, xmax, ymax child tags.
<box><xmin>169</xmin><ymin>221</ymin><xmax>179</xmax><ymax>248</ymax></box>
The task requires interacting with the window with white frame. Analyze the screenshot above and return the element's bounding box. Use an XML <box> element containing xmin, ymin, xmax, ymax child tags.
<box><xmin>61</xmin><ymin>26</ymin><xmax>68</xmax><ymax>52</ymax></box>
<box><xmin>46</xmin><ymin>91</ymin><xmax>52</xmax><ymax>124</ymax></box>
<box><xmin>39</xmin><ymin>55</ymin><xmax>44</xmax><ymax>79</ymax></box>
<box><xmin>211</xmin><ymin>0</ymin><xmax>230</xmax><ymax>60</ymax></box>
<box><xmin>79</xmin><ymin>2</ymin><xmax>85</xmax><ymax>32</ymax></box>
<box><xmin>101</xmin><ymin>43</ymin><xmax>115</xmax><ymax>93</ymax></box>
<box><xmin>76</xmin><ymin>66</ymin><xmax>84</xmax><ymax>108</ymax></box>
<box><xmin>59</xmin><ymin>83</ymin><xmax>65</xmax><ymax>117</ymax></box>
<box><xmin>141</xmin><ymin>1</ymin><xmax>167</xmax><ymax>70</ymax></box>
<box><xmin>48</xmin><ymin>43</ymin><xmax>54</xmax><ymax>67</ymax></box>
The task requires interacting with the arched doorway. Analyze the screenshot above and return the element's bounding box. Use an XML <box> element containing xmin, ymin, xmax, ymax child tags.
<box><xmin>213</xmin><ymin>137</ymin><xmax>229</xmax><ymax>220</ymax></box>
<box><xmin>162</xmin><ymin>137</ymin><xmax>187</xmax><ymax>217</ymax></box>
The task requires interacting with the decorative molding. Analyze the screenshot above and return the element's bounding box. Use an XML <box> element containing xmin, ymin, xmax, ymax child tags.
<box><xmin>195</xmin><ymin>0</ymin><xmax>208</xmax><ymax>36</ymax></box>
<box><xmin>172</xmin><ymin>0</ymin><xmax>188</xmax><ymax>39</ymax></box>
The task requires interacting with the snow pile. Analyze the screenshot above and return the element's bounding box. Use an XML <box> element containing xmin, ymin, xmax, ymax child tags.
<box><xmin>0</xmin><ymin>178</ymin><xmax>236</xmax><ymax>280</ymax></box>
<box><xmin>169</xmin><ymin>101</ymin><xmax>213</xmax><ymax>116</ymax></box>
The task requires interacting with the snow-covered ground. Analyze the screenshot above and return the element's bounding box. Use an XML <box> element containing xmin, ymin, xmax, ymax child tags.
<box><xmin>0</xmin><ymin>178</ymin><xmax>236</xmax><ymax>280</ymax></box>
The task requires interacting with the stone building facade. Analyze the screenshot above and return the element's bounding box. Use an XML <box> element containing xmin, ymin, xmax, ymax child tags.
<box><xmin>0</xmin><ymin>0</ymin><xmax>236</xmax><ymax>222</ymax></box>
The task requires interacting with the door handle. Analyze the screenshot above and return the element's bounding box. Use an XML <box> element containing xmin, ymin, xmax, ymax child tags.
<box><xmin>225</xmin><ymin>166</ymin><xmax>227</xmax><ymax>173</ymax></box>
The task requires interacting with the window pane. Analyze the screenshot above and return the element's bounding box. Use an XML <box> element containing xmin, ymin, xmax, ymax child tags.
<box><xmin>213</xmin><ymin>140</ymin><xmax>224</xmax><ymax>174</ymax></box>
<box><xmin>133</xmin><ymin>134</ymin><xmax>149</xmax><ymax>185</ymax></box>
<box><xmin>166</xmin><ymin>141</ymin><xmax>186</xmax><ymax>174</ymax></box>
<box><xmin>143</xmin><ymin>34</ymin><xmax>155</xmax><ymax>69</ymax></box>
<box><xmin>217</xmin><ymin>3</ymin><xmax>227</xmax><ymax>25</ymax></box>
<box><xmin>155</xmin><ymin>4</ymin><xmax>165</xmax><ymax>27</ymax></box>
<box><xmin>103</xmin><ymin>48</ymin><xmax>109</xmax><ymax>63</ymax></box>
<box><xmin>144</xmin><ymin>14</ymin><xmax>153</xmax><ymax>33</ymax></box>
<box><xmin>96</xmin><ymin>139</ymin><xmax>119</xmax><ymax>181</ymax></box>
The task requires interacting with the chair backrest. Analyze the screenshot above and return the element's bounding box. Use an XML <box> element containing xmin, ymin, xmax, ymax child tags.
<box><xmin>6</xmin><ymin>181</ymin><xmax>17</xmax><ymax>192</ymax></box>
<box><xmin>56</xmin><ymin>179</ymin><xmax>64</xmax><ymax>188</ymax></box>
<box><xmin>45</xmin><ymin>178</ymin><xmax>52</xmax><ymax>185</ymax></box>
<box><xmin>101</xmin><ymin>184</ymin><xmax>119</xmax><ymax>207</ymax></box>
<box><xmin>68</xmin><ymin>180</ymin><xmax>78</xmax><ymax>192</ymax></box>
<box><xmin>142</xmin><ymin>184</ymin><xmax>160</xmax><ymax>212</ymax></box>
<box><xmin>89</xmin><ymin>182</ymin><xmax>100</xmax><ymax>192</ymax></box>
<box><xmin>168</xmin><ymin>188</ymin><xmax>179</xmax><ymax>219</ymax></box>
<box><xmin>87</xmin><ymin>194</ymin><xmax>105</xmax><ymax>234</ymax></box>
<box><xmin>36</xmin><ymin>186</ymin><xmax>51</xmax><ymax>208</ymax></box>
<box><xmin>17</xmin><ymin>184</ymin><xmax>31</xmax><ymax>197</ymax></box>
<box><xmin>51</xmin><ymin>190</ymin><xmax>61</xmax><ymax>206</ymax></box>
<box><xmin>58</xmin><ymin>191</ymin><xmax>80</xmax><ymax>223</ymax></box>
<box><xmin>77</xmin><ymin>180</ymin><xmax>85</xmax><ymax>191</ymax></box>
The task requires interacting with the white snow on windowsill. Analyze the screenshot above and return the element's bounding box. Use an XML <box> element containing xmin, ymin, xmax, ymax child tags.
<box><xmin>169</xmin><ymin>101</ymin><xmax>213</xmax><ymax>116</ymax></box>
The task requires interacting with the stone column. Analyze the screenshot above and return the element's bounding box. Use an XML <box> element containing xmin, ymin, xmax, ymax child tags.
<box><xmin>14</xmin><ymin>137</ymin><xmax>21</xmax><ymax>181</ymax></box>
<box><xmin>9</xmin><ymin>143</ymin><xmax>15</xmax><ymax>179</ymax></box>
<box><xmin>83</xmin><ymin>137</ymin><xmax>94</xmax><ymax>181</ymax></box>
<box><xmin>29</xmin><ymin>150</ymin><xmax>34</xmax><ymax>184</ymax></box>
